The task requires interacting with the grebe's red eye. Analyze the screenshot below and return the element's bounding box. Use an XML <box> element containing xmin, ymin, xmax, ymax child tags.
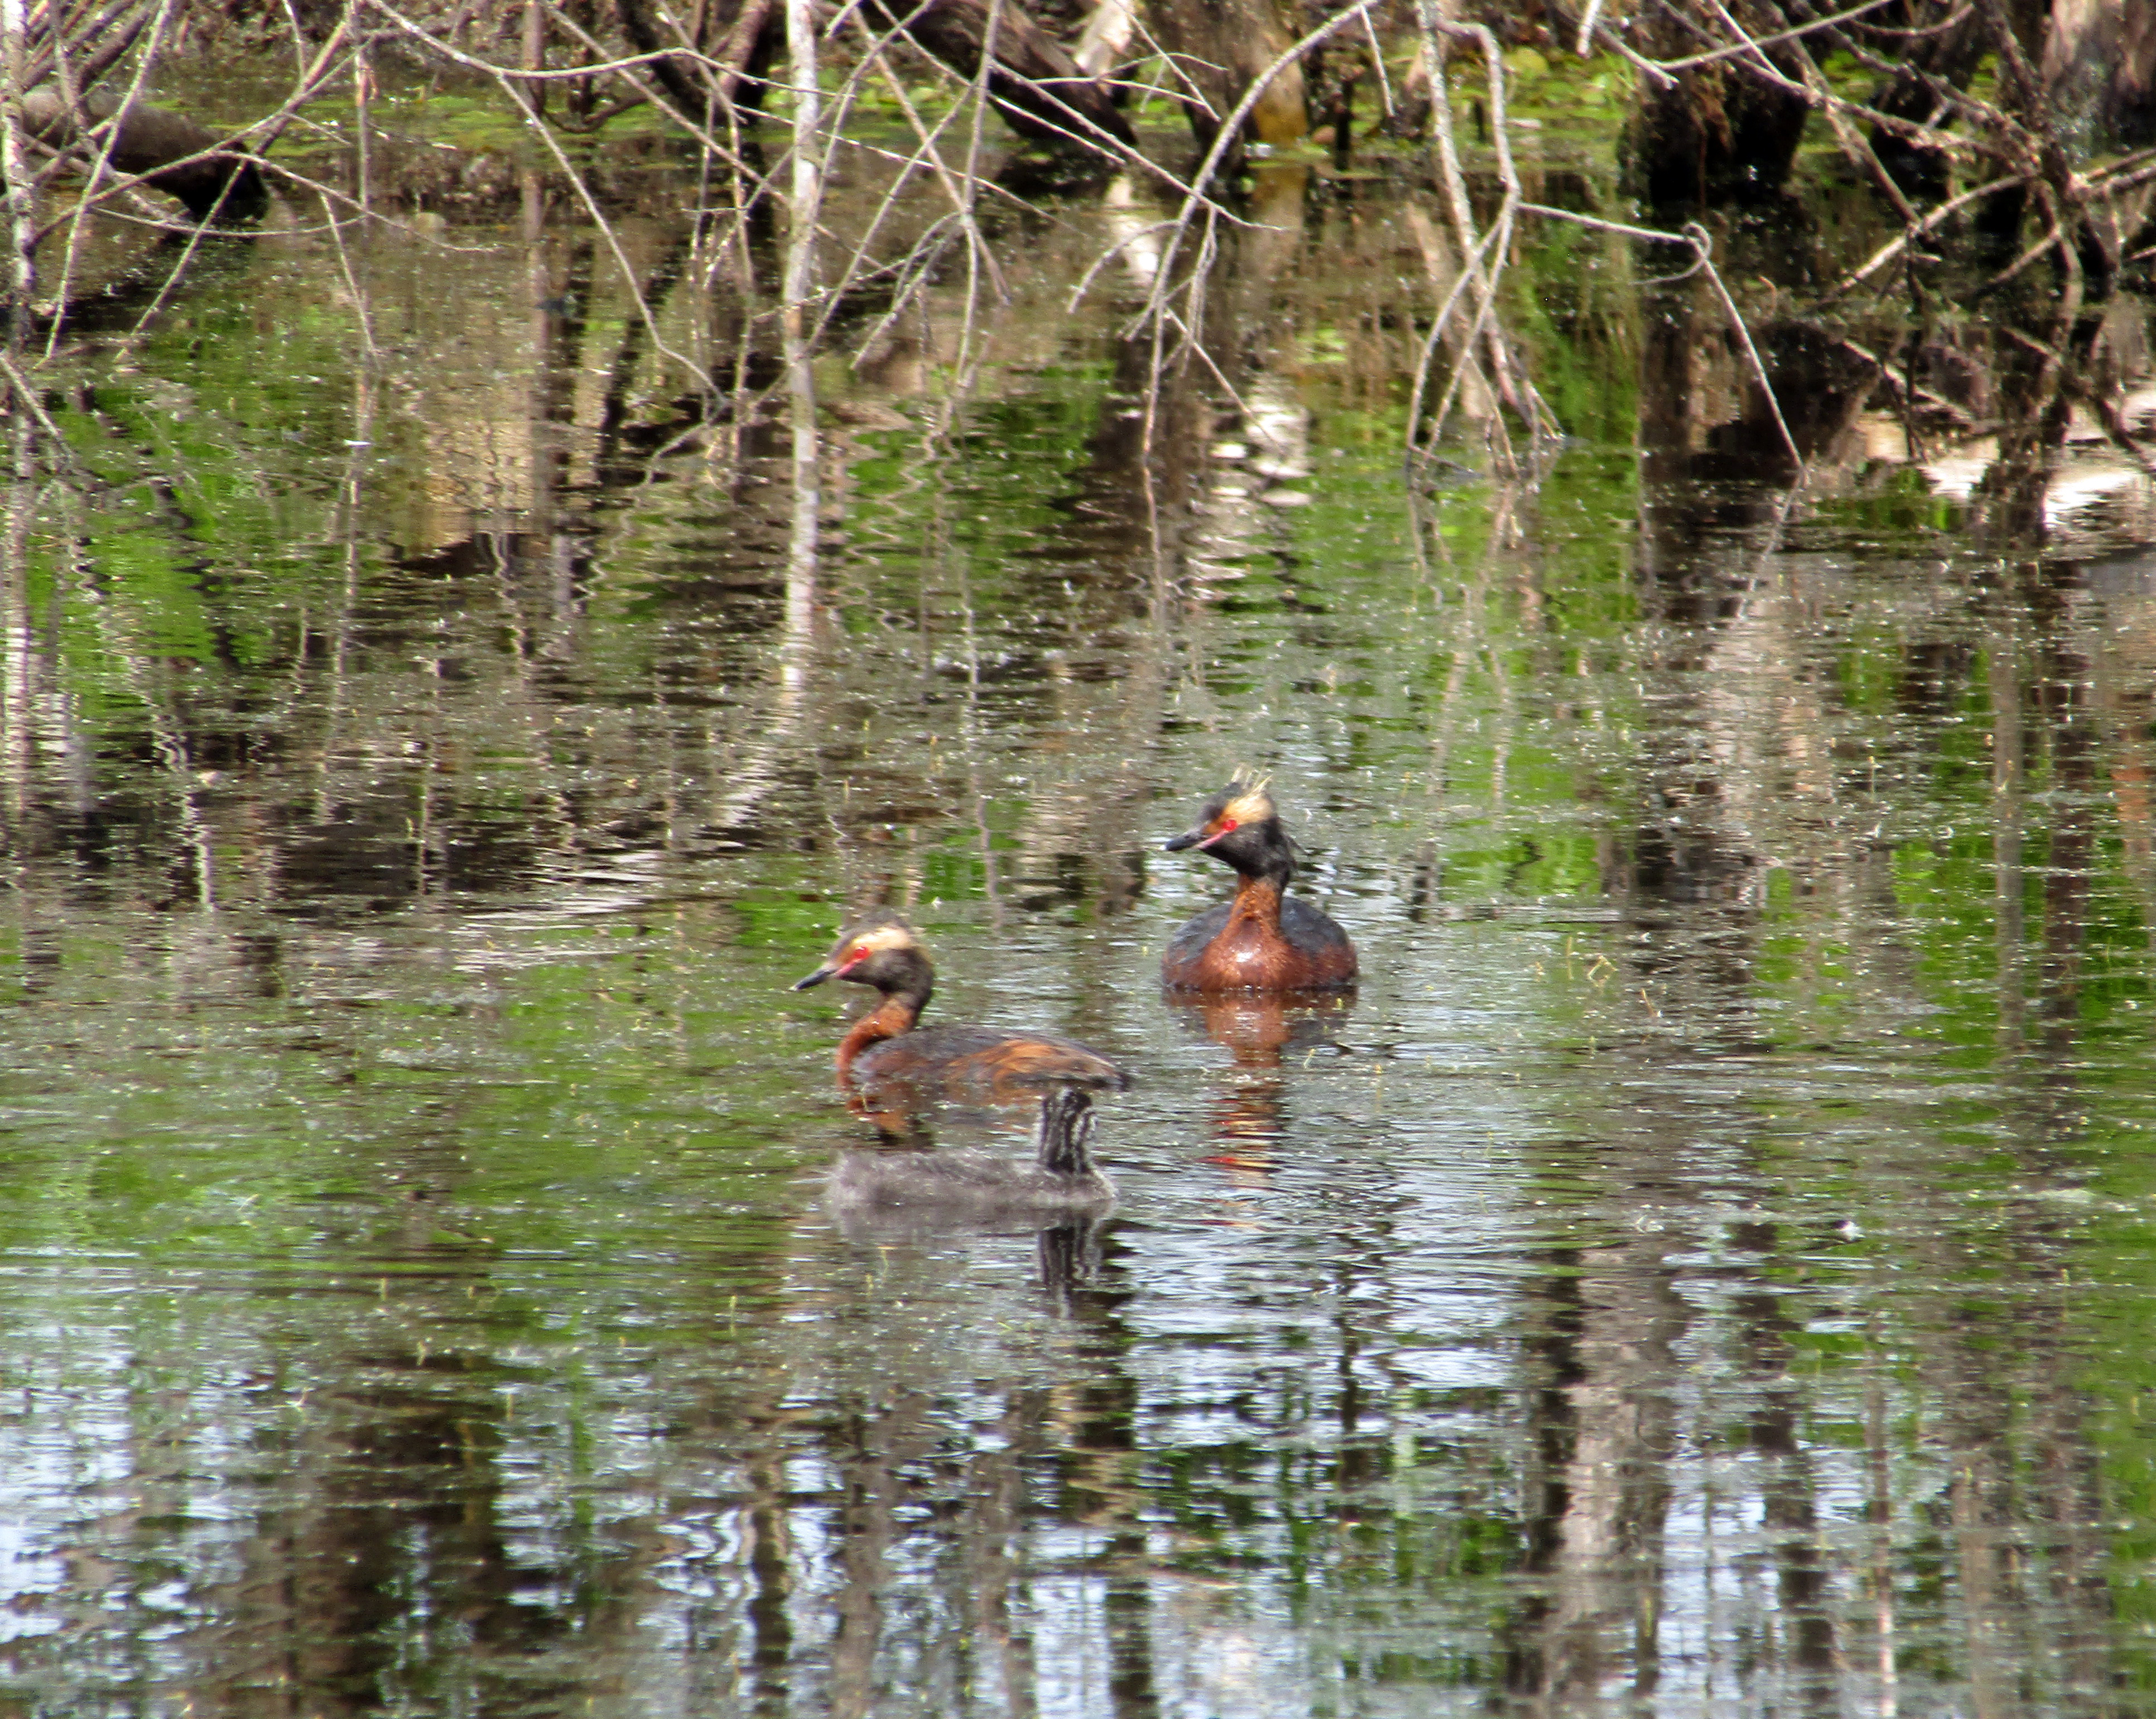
<box><xmin>1218</xmin><ymin>818</ymin><xmax>1238</xmax><ymax>834</ymax></box>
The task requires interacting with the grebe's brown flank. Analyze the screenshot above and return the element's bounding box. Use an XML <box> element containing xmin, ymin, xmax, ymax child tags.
<box><xmin>792</xmin><ymin>913</ymin><xmax>1129</xmax><ymax>1097</ymax></box>
<box><xmin>1160</xmin><ymin>770</ymin><xmax>1358</xmax><ymax>993</ymax></box>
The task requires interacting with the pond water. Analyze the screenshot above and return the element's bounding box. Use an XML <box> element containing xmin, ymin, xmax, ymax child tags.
<box><xmin>9</xmin><ymin>105</ymin><xmax>2156</xmax><ymax>1717</ymax></box>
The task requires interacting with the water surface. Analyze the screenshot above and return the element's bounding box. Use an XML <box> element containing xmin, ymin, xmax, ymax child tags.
<box><xmin>6</xmin><ymin>108</ymin><xmax>2156</xmax><ymax>1716</ymax></box>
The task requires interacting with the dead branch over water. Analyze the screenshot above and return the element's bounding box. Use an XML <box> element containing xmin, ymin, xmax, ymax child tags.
<box><xmin>2</xmin><ymin>0</ymin><xmax>2156</xmax><ymax>505</ymax></box>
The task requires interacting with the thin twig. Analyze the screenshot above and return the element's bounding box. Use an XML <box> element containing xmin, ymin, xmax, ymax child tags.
<box><xmin>1686</xmin><ymin>219</ymin><xmax>1800</xmax><ymax>466</ymax></box>
<box><xmin>1650</xmin><ymin>0</ymin><xmax>1895</xmax><ymax>73</ymax></box>
<box><xmin>0</xmin><ymin>347</ymin><xmax>67</xmax><ymax>442</ymax></box>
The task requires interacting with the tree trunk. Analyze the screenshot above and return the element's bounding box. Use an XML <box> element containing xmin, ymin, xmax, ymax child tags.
<box><xmin>1147</xmin><ymin>0</ymin><xmax>1307</xmax><ymax>170</ymax></box>
<box><xmin>1621</xmin><ymin>1</ymin><xmax>1811</xmax><ymax>207</ymax></box>
<box><xmin>2043</xmin><ymin>0</ymin><xmax>2156</xmax><ymax>151</ymax></box>
<box><xmin>1865</xmin><ymin>0</ymin><xmax>1991</xmax><ymax>201</ymax></box>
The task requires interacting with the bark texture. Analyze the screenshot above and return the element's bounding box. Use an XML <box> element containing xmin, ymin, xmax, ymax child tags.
<box><xmin>2043</xmin><ymin>0</ymin><xmax>2156</xmax><ymax>150</ymax></box>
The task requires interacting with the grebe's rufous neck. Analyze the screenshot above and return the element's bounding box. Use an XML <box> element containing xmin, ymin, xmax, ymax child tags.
<box><xmin>1161</xmin><ymin>769</ymin><xmax>1358</xmax><ymax>992</ymax></box>
<box><xmin>793</xmin><ymin>913</ymin><xmax>1128</xmax><ymax>1096</ymax></box>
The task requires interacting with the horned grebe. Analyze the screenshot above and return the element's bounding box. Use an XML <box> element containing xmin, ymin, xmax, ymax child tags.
<box><xmin>1161</xmin><ymin>770</ymin><xmax>1358</xmax><ymax>991</ymax></box>
<box><xmin>793</xmin><ymin>913</ymin><xmax>1128</xmax><ymax>1097</ymax></box>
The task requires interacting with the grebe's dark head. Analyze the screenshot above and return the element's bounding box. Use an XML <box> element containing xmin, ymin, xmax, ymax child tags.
<box><xmin>1164</xmin><ymin>769</ymin><xmax>1292</xmax><ymax>883</ymax></box>
<box><xmin>792</xmin><ymin>912</ymin><xmax>934</xmax><ymax>998</ymax></box>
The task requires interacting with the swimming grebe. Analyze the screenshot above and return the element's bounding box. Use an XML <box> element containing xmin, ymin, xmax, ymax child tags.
<box><xmin>1161</xmin><ymin>770</ymin><xmax>1358</xmax><ymax>991</ymax></box>
<box><xmin>792</xmin><ymin>913</ymin><xmax>1128</xmax><ymax>1097</ymax></box>
<box><xmin>827</xmin><ymin>1086</ymin><xmax>1115</xmax><ymax>1218</ymax></box>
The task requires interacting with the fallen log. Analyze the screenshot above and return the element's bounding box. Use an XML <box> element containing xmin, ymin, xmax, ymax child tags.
<box><xmin>20</xmin><ymin>87</ymin><xmax>268</xmax><ymax>223</ymax></box>
<box><xmin>614</xmin><ymin>0</ymin><xmax>783</xmax><ymax>126</ymax></box>
<box><xmin>615</xmin><ymin>0</ymin><xmax>1133</xmax><ymax>162</ymax></box>
<box><xmin>862</xmin><ymin>0</ymin><xmax>1135</xmax><ymax>157</ymax></box>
